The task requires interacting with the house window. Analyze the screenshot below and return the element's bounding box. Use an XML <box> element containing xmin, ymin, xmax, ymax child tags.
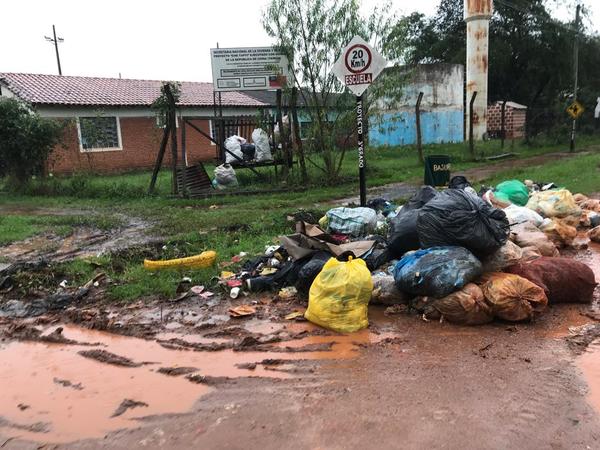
<box><xmin>77</xmin><ymin>116</ymin><xmax>122</xmax><ymax>152</ymax></box>
<box><xmin>209</xmin><ymin>120</ymin><xmax>241</xmax><ymax>145</ymax></box>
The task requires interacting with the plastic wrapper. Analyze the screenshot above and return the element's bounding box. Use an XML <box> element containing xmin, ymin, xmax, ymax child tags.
<box><xmin>526</xmin><ymin>189</ymin><xmax>581</xmax><ymax>218</ymax></box>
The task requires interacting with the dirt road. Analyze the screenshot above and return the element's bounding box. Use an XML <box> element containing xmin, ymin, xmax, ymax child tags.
<box><xmin>1</xmin><ymin>244</ymin><xmax>600</xmax><ymax>449</ymax></box>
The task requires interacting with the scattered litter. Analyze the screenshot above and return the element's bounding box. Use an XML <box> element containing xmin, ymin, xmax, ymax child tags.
<box><xmin>229</xmin><ymin>287</ymin><xmax>241</xmax><ymax>299</ymax></box>
<box><xmin>589</xmin><ymin>226</ymin><xmax>600</xmax><ymax>243</ymax></box>
<box><xmin>220</xmin><ymin>271</ymin><xmax>235</xmax><ymax>280</ymax></box>
<box><xmin>229</xmin><ymin>305</ymin><xmax>256</xmax><ymax>318</ymax></box>
<box><xmin>59</xmin><ymin>279</ymin><xmax>68</xmax><ymax>288</ymax></box>
<box><xmin>279</xmin><ymin>286</ymin><xmax>298</xmax><ymax>299</ymax></box>
<box><xmin>144</xmin><ymin>251</ymin><xmax>217</xmax><ymax>270</ymax></box>
<box><xmin>284</xmin><ymin>311</ymin><xmax>305</xmax><ymax>320</ymax></box>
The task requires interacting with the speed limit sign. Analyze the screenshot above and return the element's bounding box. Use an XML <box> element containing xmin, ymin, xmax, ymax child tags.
<box><xmin>331</xmin><ymin>36</ymin><xmax>388</xmax><ymax>207</ymax></box>
<box><xmin>332</xmin><ymin>35</ymin><xmax>387</xmax><ymax>96</ymax></box>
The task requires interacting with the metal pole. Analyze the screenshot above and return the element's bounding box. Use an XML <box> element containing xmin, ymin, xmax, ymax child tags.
<box><xmin>53</xmin><ymin>25</ymin><xmax>62</xmax><ymax>76</ymax></box>
<box><xmin>469</xmin><ymin>91</ymin><xmax>477</xmax><ymax>160</ymax></box>
<box><xmin>570</xmin><ymin>3</ymin><xmax>581</xmax><ymax>152</ymax></box>
<box><xmin>357</xmin><ymin>95</ymin><xmax>366</xmax><ymax>207</ymax></box>
<box><xmin>415</xmin><ymin>92</ymin><xmax>424</xmax><ymax>165</ymax></box>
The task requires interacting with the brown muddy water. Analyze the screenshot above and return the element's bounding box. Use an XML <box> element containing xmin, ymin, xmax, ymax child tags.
<box><xmin>0</xmin><ymin>323</ymin><xmax>392</xmax><ymax>443</ymax></box>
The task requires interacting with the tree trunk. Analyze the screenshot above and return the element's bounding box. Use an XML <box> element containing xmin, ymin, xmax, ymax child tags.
<box><xmin>290</xmin><ymin>87</ymin><xmax>308</xmax><ymax>182</ymax></box>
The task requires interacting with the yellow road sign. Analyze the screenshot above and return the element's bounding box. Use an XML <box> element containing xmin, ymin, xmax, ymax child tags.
<box><xmin>567</xmin><ymin>101</ymin><xmax>585</xmax><ymax>119</ymax></box>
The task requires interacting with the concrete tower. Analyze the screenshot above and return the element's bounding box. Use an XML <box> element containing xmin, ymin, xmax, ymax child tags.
<box><xmin>464</xmin><ymin>0</ymin><xmax>493</xmax><ymax>140</ymax></box>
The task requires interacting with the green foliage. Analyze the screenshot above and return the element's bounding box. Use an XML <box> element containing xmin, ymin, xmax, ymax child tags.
<box><xmin>263</xmin><ymin>0</ymin><xmax>399</xmax><ymax>181</ymax></box>
<box><xmin>151</xmin><ymin>81</ymin><xmax>182</xmax><ymax>126</ymax></box>
<box><xmin>391</xmin><ymin>0</ymin><xmax>600</xmax><ymax>138</ymax></box>
<box><xmin>0</xmin><ymin>98</ymin><xmax>64</xmax><ymax>187</ymax></box>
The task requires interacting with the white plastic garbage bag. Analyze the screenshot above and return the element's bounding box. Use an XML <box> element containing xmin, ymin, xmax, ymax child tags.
<box><xmin>213</xmin><ymin>164</ymin><xmax>238</xmax><ymax>189</ymax></box>
<box><xmin>252</xmin><ymin>128</ymin><xmax>272</xmax><ymax>162</ymax></box>
<box><xmin>503</xmin><ymin>204</ymin><xmax>544</xmax><ymax>227</ymax></box>
<box><xmin>224</xmin><ymin>135</ymin><xmax>246</xmax><ymax>163</ymax></box>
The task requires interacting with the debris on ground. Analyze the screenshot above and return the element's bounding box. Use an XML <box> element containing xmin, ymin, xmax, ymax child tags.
<box><xmin>143</xmin><ymin>250</ymin><xmax>217</xmax><ymax>270</ymax></box>
<box><xmin>111</xmin><ymin>399</ymin><xmax>149</xmax><ymax>418</ymax></box>
<box><xmin>229</xmin><ymin>305</ymin><xmax>256</xmax><ymax>318</ymax></box>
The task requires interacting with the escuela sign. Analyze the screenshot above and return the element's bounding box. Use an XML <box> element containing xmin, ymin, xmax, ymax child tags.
<box><xmin>332</xmin><ymin>36</ymin><xmax>387</xmax><ymax>96</ymax></box>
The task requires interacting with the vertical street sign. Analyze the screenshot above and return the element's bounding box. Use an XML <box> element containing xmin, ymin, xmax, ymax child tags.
<box><xmin>332</xmin><ymin>36</ymin><xmax>387</xmax><ymax>206</ymax></box>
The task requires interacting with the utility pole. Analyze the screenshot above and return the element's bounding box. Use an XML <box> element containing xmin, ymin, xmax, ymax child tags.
<box><xmin>570</xmin><ymin>4</ymin><xmax>581</xmax><ymax>152</ymax></box>
<box><xmin>44</xmin><ymin>25</ymin><xmax>64</xmax><ymax>75</ymax></box>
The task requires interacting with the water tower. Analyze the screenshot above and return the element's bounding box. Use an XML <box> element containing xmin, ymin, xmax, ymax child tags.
<box><xmin>464</xmin><ymin>0</ymin><xmax>493</xmax><ymax>140</ymax></box>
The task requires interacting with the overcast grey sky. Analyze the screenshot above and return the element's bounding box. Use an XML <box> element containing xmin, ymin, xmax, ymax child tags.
<box><xmin>1</xmin><ymin>0</ymin><xmax>596</xmax><ymax>82</ymax></box>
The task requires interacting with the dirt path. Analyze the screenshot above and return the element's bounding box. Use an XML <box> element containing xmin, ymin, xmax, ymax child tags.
<box><xmin>335</xmin><ymin>151</ymin><xmax>585</xmax><ymax>205</ymax></box>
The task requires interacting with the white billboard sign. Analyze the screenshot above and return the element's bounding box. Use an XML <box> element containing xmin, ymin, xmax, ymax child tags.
<box><xmin>210</xmin><ymin>47</ymin><xmax>289</xmax><ymax>92</ymax></box>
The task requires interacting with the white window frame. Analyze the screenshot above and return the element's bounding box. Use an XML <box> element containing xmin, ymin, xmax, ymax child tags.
<box><xmin>209</xmin><ymin>119</ymin><xmax>241</xmax><ymax>146</ymax></box>
<box><xmin>76</xmin><ymin>116</ymin><xmax>123</xmax><ymax>153</ymax></box>
<box><xmin>156</xmin><ymin>114</ymin><xmax>179</xmax><ymax>129</ymax></box>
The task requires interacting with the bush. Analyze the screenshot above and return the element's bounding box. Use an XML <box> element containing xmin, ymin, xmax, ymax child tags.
<box><xmin>0</xmin><ymin>98</ymin><xmax>64</xmax><ymax>188</ymax></box>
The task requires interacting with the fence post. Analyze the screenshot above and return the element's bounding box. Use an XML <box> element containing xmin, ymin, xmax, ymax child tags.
<box><xmin>415</xmin><ymin>92</ymin><xmax>424</xmax><ymax>165</ymax></box>
<box><xmin>469</xmin><ymin>91</ymin><xmax>478</xmax><ymax>161</ymax></box>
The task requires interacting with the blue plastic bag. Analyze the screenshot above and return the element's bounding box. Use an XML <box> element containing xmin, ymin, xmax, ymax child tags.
<box><xmin>393</xmin><ymin>246</ymin><xmax>482</xmax><ymax>298</ymax></box>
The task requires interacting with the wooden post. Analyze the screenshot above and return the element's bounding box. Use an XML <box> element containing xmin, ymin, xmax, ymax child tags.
<box><xmin>469</xmin><ymin>91</ymin><xmax>478</xmax><ymax>161</ymax></box>
<box><xmin>148</xmin><ymin>123</ymin><xmax>171</xmax><ymax>194</ymax></box>
<box><xmin>290</xmin><ymin>87</ymin><xmax>307</xmax><ymax>182</ymax></box>
<box><xmin>163</xmin><ymin>84</ymin><xmax>178</xmax><ymax>194</ymax></box>
<box><xmin>415</xmin><ymin>92</ymin><xmax>424</xmax><ymax>165</ymax></box>
<box><xmin>276</xmin><ymin>89</ymin><xmax>289</xmax><ymax>177</ymax></box>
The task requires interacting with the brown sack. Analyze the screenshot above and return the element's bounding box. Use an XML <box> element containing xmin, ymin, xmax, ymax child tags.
<box><xmin>521</xmin><ymin>246</ymin><xmax>543</xmax><ymax>262</ymax></box>
<box><xmin>510</xmin><ymin>221</ymin><xmax>559</xmax><ymax>257</ymax></box>
<box><xmin>573</xmin><ymin>193</ymin><xmax>589</xmax><ymax>204</ymax></box>
<box><xmin>540</xmin><ymin>218</ymin><xmax>577</xmax><ymax>248</ymax></box>
<box><xmin>480</xmin><ymin>273</ymin><xmax>548</xmax><ymax>322</ymax></box>
<box><xmin>428</xmin><ymin>283</ymin><xmax>494</xmax><ymax>325</ymax></box>
<box><xmin>506</xmin><ymin>257</ymin><xmax>597</xmax><ymax>304</ymax></box>
<box><xmin>581</xmin><ymin>199</ymin><xmax>600</xmax><ymax>212</ymax></box>
<box><xmin>589</xmin><ymin>226</ymin><xmax>600</xmax><ymax>243</ymax></box>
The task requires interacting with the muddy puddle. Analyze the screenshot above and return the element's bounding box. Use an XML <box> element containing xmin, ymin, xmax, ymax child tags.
<box><xmin>0</xmin><ymin>323</ymin><xmax>394</xmax><ymax>443</ymax></box>
<box><xmin>578</xmin><ymin>340</ymin><xmax>600</xmax><ymax>415</ymax></box>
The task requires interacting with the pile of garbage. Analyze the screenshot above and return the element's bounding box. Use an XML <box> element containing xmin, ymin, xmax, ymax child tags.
<box><xmin>220</xmin><ymin>177</ymin><xmax>598</xmax><ymax>333</ymax></box>
<box><xmin>213</xmin><ymin>129</ymin><xmax>274</xmax><ymax>190</ymax></box>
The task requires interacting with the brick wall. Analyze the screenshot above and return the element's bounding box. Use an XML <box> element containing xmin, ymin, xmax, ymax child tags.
<box><xmin>487</xmin><ymin>103</ymin><xmax>527</xmax><ymax>139</ymax></box>
<box><xmin>48</xmin><ymin>117</ymin><xmax>217</xmax><ymax>174</ymax></box>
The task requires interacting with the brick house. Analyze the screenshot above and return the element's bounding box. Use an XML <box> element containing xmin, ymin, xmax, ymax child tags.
<box><xmin>0</xmin><ymin>73</ymin><xmax>268</xmax><ymax>174</ymax></box>
<box><xmin>487</xmin><ymin>101</ymin><xmax>527</xmax><ymax>139</ymax></box>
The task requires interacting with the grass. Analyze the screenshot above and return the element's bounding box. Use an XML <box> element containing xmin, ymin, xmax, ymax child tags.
<box><xmin>2</xmin><ymin>136</ymin><xmax>600</xmax><ymax>302</ymax></box>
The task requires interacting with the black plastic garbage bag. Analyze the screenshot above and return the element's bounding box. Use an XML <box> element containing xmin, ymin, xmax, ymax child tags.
<box><xmin>448</xmin><ymin>175</ymin><xmax>471</xmax><ymax>190</ymax></box>
<box><xmin>403</xmin><ymin>186</ymin><xmax>438</xmax><ymax>212</ymax></box>
<box><xmin>393</xmin><ymin>246</ymin><xmax>482</xmax><ymax>298</ymax></box>
<box><xmin>387</xmin><ymin>187</ymin><xmax>437</xmax><ymax>258</ymax></box>
<box><xmin>296</xmin><ymin>251</ymin><xmax>331</xmax><ymax>294</ymax></box>
<box><xmin>417</xmin><ymin>189</ymin><xmax>509</xmax><ymax>256</ymax></box>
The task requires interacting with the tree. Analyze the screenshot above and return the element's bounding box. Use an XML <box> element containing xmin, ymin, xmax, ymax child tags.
<box><xmin>0</xmin><ymin>98</ymin><xmax>64</xmax><ymax>188</ymax></box>
<box><xmin>392</xmin><ymin>0</ymin><xmax>600</xmax><ymax>139</ymax></box>
<box><xmin>263</xmin><ymin>0</ymin><xmax>397</xmax><ymax>181</ymax></box>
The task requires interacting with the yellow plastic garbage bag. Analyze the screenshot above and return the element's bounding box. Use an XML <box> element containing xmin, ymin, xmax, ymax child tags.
<box><xmin>304</xmin><ymin>257</ymin><xmax>373</xmax><ymax>333</ymax></box>
<box><xmin>143</xmin><ymin>250</ymin><xmax>217</xmax><ymax>270</ymax></box>
<box><xmin>526</xmin><ymin>189</ymin><xmax>581</xmax><ymax>218</ymax></box>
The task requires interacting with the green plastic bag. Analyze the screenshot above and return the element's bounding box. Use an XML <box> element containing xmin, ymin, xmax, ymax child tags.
<box><xmin>495</xmin><ymin>180</ymin><xmax>529</xmax><ymax>206</ymax></box>
<box><xmin>304</xmin><ymin>257</ymin><xmax>373</xmax><ymax>333</ymax></box>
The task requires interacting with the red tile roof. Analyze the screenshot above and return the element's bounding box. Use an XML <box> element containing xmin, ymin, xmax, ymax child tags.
<box><xmin>0</xmin><ymin>73</ymin><xmax>267</xmax><ymax>107</ymax></box>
